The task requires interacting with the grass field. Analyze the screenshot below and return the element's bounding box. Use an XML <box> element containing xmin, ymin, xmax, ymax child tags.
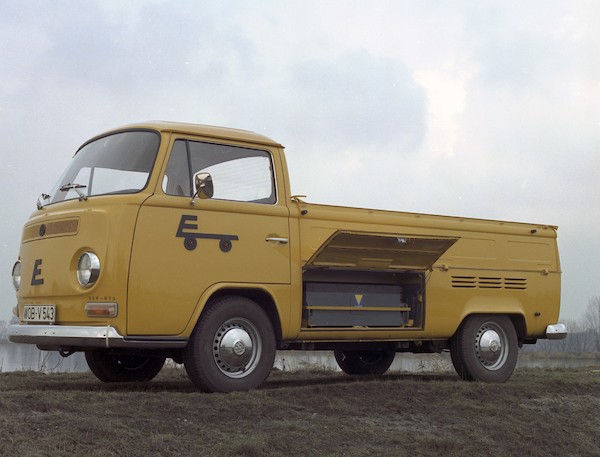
<box><xmin>0</xmin><ymin>366</ymin><xmax>598</xmax><ymax>457</ymax></box>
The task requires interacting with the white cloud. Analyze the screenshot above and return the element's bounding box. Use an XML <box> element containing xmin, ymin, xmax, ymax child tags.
<box><xmin>414</xmin><ymin>63</ymin><xmax>477</xmax><ymax>158</ymax></box>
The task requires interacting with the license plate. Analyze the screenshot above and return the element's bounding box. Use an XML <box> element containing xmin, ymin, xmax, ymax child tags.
<box><xmin>22</xmin><ymin>305</ymin><xmax>56</xmax><ymax>323</ymax></box>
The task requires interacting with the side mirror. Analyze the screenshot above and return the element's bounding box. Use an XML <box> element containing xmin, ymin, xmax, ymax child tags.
<box><xmin>190</xmin><ymin>172</ymin><xmax>214</xmax><ymax>206</ymax></box>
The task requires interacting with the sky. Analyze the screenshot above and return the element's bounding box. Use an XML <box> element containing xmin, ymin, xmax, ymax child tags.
<box><xmin>0</xmin><ymin>1</ymin><xmax>598</xmax><ymax>321</ymax></box>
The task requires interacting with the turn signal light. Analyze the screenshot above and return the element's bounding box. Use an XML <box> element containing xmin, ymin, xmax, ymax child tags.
<box><xmin>85</xmin><ymin>302</ymin><xmax>117</xmax><ymax>318</ymax></box>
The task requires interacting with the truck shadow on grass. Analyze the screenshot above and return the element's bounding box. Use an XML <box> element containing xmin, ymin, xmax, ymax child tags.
<box><xmin>3</xmin><ymin>369</ymin><xmax>460</xmax><ymax>393</ymax></box>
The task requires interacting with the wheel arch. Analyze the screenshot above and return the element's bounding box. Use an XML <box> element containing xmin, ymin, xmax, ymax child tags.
<box><xmin>196</xmin><ymin>287</ymin><xmax>283</xmax><ymax>341</ymax></box>
<box><xmin>454</xmin><ymin>312</ymin><xmax>527</xmax><ymax>341</ymax></box>
<box><xmin>508</xmin><ymin>313</ymin><xmax>527</xmax><ymax>342</ymax></box>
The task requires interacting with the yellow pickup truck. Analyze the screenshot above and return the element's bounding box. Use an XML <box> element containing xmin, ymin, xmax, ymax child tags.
<box><xmin>9</xmin><ymin>121</ymin><xmax>566</xmax><ymax>392</ymax></box>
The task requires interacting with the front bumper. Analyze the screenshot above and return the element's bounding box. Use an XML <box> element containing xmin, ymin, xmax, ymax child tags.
<box><xmin>7</xmin><ymin>324</ymin><xmax>187</xmax><ymax>350</ymax></box>
<box><xmin>545</xmin><ymin>323</ymin><xmax>567</xmax><ymax>340</ymax></box>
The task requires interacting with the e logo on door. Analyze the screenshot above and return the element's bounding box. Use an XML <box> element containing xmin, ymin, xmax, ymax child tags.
<box><xmin>176</xmin><ymin>215</ymin><xmax>239</xmax><ymax>253</ymax></box>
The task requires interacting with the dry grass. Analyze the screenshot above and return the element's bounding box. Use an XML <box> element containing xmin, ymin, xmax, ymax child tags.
<box><xmin>0</xmin><ymin>366</ymin><xmax>599</xmax><ymax>457</ymax></box>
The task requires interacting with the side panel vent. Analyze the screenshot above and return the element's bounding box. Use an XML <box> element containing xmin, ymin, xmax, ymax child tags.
<box><xmin>478</xmin><ymin>277</ymin><xmax>502</xmax><ymax>289</ymax></box>
<box><xmin>451</xmin><ymin>276</ymin><xmax>527</xmax><ymax>290</ymax></box>
<box><xmin>451</xmin><ymin>276</ymin><xmax>477</xmax><ymax>288</ymax></box>
<box><xmin>504</xmin><ymin>278</ymin><xmax>528</xmax><ymax>290</ymax></box>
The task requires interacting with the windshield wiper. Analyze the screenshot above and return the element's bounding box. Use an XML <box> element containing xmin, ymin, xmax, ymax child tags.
<box><xmin>59</xmin><ymin>183</ymin><xmax>88</xmax><ymax>201</ymax></box>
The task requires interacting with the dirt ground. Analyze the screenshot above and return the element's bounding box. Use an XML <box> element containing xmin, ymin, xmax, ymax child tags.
<box><xmin>0</xmin><ymin>366</ymin><xmax>598</xmax><ymax>457</ymax></box>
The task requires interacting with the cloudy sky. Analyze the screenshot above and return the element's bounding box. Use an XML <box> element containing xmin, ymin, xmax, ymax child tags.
<box><xmin>1</xmin><ymin>1</ymin><xmax>598</xmax><ymax>321</ymax></box>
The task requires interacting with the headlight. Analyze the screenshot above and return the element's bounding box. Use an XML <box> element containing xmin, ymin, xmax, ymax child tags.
<box><xmin>11</xmin><ymin>260</ymin><xmax>21</xmax><ymax>291</ymax></box>
<box><xmin>77</xmin><ymin>252</ymin><xmax>100</xmax><ymax>287</ymax></box>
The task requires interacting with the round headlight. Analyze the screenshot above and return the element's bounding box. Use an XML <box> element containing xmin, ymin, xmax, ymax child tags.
<box><xmin>12</xmin><ymin>260</ymin><xmax>21</xmax><ymax>291</ymax></box>
<box><xmin>77</xmin><ymin>252</ymin><xmax>100</xmax><ymax>287</ymax></box>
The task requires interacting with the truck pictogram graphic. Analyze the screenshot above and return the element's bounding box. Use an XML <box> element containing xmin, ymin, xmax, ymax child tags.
<box><xmin>176</xmin><ymin>214</ymin><xmax>239</xmax><ymax>252</ymax></box>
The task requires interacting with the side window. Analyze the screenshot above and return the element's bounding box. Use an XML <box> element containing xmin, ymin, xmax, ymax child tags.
<box><xmin>199</xmin><ymin>156</ymin><xmax>273</xmax><ymax>202</ymax></box>
<box><xmin>163</xmin><ymin>139</ymin><xmax>276</xmax><ymax>204</ymax></box>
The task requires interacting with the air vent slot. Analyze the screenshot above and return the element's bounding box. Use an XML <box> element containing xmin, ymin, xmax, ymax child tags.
<box><xmin>451</xmin><ymin>276</ymin><xmax>527</xmax><ymax>290</ymax></box>
<box><xmin>504</xmin><ymin>277</ymin><xmax>528</xmax><ymax>290</ymax></box>
<box><xmin>478</xmin><ymin>277</ymin><xmax>502</xmax><ymax>289</ymax></box>
<box><xmin>451</xmin><ymin>276</ymin><xmax>477</xmax><ymax>288</ymax></box>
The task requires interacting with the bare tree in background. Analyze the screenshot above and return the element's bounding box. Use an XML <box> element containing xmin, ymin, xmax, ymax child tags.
<box><xmin>519</xmin><ymin>297</ymin><xmax>600</xmax><ymax>353</ymax></box>
<box><xmin>584</xmin><ymin>296</ymin><xmax>600</xmax><ymax>351</ymax></box>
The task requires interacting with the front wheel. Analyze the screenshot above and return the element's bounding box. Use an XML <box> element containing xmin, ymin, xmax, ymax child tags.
<box><xmin>450</xmin><ymin>315</ymin><xmax>518</xmax><ymax>383</ymax></box>
<box><xmin>85</xmin><ymin>351</ymin><xmax>166</xmax><ymax>383</ymax></box>
<box><xmin>334</xmin><ymin>348</ymin><xmax>396</xmax><ymax>375</ymax></box>
<box><xmin>183</xmin><ymin>296</ymin><xmax>276</xmax><ymax>393</ymax></box>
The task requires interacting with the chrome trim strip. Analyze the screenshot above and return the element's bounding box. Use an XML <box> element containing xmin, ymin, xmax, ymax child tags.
<box><xmin>545</xmin><ymin>323</ymin><xmax>567</xmax><ymax>340</ymax></box>
<box><xmin>7</xmin><ymin>324</ymin><xmax>187</xmax><ymax>349</ymax></box>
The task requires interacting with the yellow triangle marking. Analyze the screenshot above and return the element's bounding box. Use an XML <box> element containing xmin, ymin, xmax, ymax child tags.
<box><xmin>354</xmin><ymin>294</ymin><xmax>363</xmax><ymax>306</ymax></box>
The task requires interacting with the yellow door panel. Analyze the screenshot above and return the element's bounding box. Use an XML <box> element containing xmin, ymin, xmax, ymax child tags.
<box><xmin>128</xmin><ymin>197</ymin><xmax>290</xmax><ymax>335</ymax></box>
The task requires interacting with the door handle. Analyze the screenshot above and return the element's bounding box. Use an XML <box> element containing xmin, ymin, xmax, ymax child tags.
<box><xmin>265</xmin><ymin>237</ymin><xmax>289</xmax><ymax>244</ymax></box>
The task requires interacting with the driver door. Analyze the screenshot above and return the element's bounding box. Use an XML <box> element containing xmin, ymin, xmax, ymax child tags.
<box><xmin>127</xmin><ymin>137</ymin><xmax>290</xmax><ymax>335</ymax></box>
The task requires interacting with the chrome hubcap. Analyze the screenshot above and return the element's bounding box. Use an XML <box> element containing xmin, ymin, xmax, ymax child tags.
<box><xmin>212</xmin><ymin>318</ymin><xmax>261</xmax><ymax>378</ymax></box>
<box><xmin>475</xmin><ymin>323</ymin><xmax>508</xmax><ymax>370</ymax></box>
<box><xmin>478</xmin><ymin>329</ymin><xmax>501</xmax><ymax>363</ymax></box>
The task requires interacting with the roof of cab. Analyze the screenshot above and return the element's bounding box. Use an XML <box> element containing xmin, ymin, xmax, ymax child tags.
<box><xmin>95</xmin><ymin>121</ymin><xmax>283</xmax><ymax>148</ymax></box>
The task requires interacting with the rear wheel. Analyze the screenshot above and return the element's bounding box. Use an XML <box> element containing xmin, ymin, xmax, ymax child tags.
<box><xmin>450</xmin><ymin>315</ymin><xmax>518</xmax><ymax>383</ymax></box>
<box><xmin>85</xmin><ymin>351</ymin><xmax>165</xmax><ymax>383</ymax></box>
<box><xmin>334</xmin><ymin>348</ymin><xmax>395</xmax><ymax>375</ymax></box>
<box><xmin>183</xmin><ymin>296</ymin><xmax>276</xmax><ymax>393</ymax></box>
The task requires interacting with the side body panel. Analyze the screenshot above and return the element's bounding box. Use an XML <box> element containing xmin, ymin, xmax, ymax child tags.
<box><xmin>127</xmin><ymin>197</ymin><xmax>291</xmax><ymax>335</ymax></box>
<box><xmin>291</xmin><ymin>202</ymin><xmax>560</xmax><ymax>342</ymax></box>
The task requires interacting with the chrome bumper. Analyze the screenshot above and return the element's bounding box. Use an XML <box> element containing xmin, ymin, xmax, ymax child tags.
<box><xmin>545</xmin><ymin>323</ymin><xmax>567</xmax><ymax>340</ymax></box>
<box><xmin>7</xmin><ymin>324</ymin><xmax>187</xmax><ymax>350</ymax></box>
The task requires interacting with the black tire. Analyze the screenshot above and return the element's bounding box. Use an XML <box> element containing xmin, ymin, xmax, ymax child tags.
<box><xmin>449</xmin><ymin>339</ymin><xmax>474</xmax><ymax>381</ymax></box>
<box><xmin>183</xmin><ymin>296</ymin><xmax>276</xmax><ymax>393</ymax></box>
<box><xmin>450</xmin><ymin>314</ymin><xmax>518</xmax><ymax>383</ymax></box>
<box><xmin>334</xmin><ymin>348</ymin><xmax>395</xmax><ymax>375</ymax></box>
<box><xmin>85</xmin><ymin>351</ymin><xmax>165</xmax><ymax>383</ymax></box>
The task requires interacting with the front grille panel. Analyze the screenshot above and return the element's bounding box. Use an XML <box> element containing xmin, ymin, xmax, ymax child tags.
<box><xmin>23</xmin><ymin>219</ymin><xmax>79</xmax><ymax>242</ymax></box>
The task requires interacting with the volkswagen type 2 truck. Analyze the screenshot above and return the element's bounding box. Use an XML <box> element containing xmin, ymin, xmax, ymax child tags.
<box><xmin>9</xmin><ymin>121</ymin><xmax>567</xmax><ymax>392</ymax></box>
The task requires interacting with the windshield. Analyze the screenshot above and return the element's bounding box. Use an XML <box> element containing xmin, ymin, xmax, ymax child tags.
<box><xmin>48</xmin><ymin>130</ymin><xmax>160</xmax><ymax>205</ymax></box>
